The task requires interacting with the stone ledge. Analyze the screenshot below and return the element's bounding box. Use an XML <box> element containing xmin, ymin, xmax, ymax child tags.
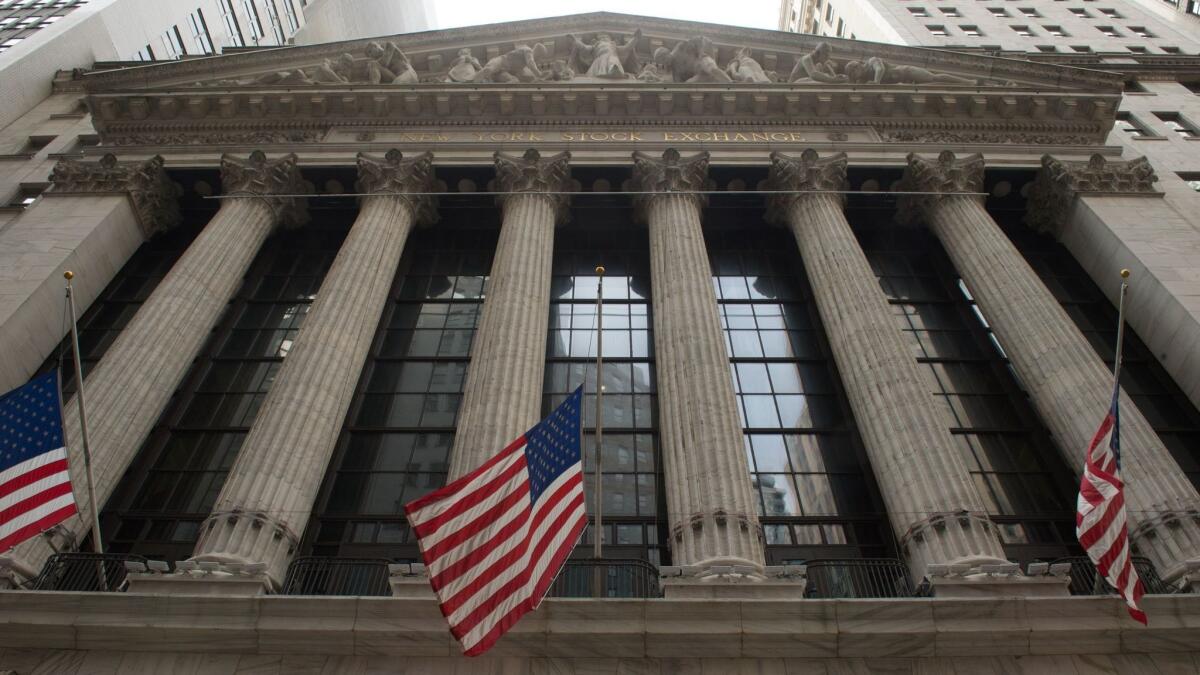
<box><xmin>0</xmin><ymin>591</ymin><xmax>1195</xmax><ymax>659</ymax></box>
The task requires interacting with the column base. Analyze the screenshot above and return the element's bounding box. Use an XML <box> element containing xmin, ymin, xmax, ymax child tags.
<box><xmin>125</xmin><ymin>568</ymin><xmax>271</xmax><ymax>596</ymax></box>
<box><xmin>0</xmin><ymin>554</ymin><xmax>40</xmax><ymax>589</ymax></box>
<box><xmin>389</xmin><ymin>564</ymin><xmax>435</xmax><ymax>598</ymax></box>
<box><xmin>660</xmin><ymin>563</ymin><xmax>807</xmax><ymax>599</ymax></box>
<box><xmin>927</xmin><ymin>561</ymin><xmax>1071</xmax><ymax>598</ymax></box>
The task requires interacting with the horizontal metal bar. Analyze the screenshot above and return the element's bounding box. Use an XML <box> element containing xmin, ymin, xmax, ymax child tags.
<box><xmin>202</xmin><ymin>189</ymin><xmax>989</xmax><ymax>199</ymax></box>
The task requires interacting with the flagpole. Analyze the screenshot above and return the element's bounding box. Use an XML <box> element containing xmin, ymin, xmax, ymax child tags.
<box><xmin>1113</xmin><ymin>269</ymin><xmax>1130</xmax><ymax>385</ymax></box>
<box><xmin>63</xmin><ymin>271</ymin><xmax>104</xmax><ymax>558</ymax></box>
<box><xmin>592</xmin><ymin>266</ymin><xmax>605</xmax><ymax>596</ymax></box>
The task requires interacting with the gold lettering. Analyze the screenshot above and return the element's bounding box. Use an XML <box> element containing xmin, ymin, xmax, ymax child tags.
<box><xmin>752</xmin><ymin>133</ymin><xmax>769</xmax><ymax>142</ymax></box>
<box><xmin>437</xmin><ymin>133</ymin><xmax>449</xmax><ymax>141</ymax></box>
<box><xmin>561</xmin><ymin>132</ymin><xmax>575</xmax><ymax>141</ymax></box>
<box><xmin>714</xmin><ymin>132</ymin><xmax>729</xmax><ymax>142</ymax></box>
<box><xmin>630</xmin><ymin>132</ymin><xmax>643</xmax><ymax>141</ymax></box>
<box><xmin>733</xmin><ymin>133</ymin><xmax>749</xmax><ymax>141</ymax></box>
<box><xmin>664</xmin><ymin>132</ymin><xmax>679</xmax><ymax>141</ymax></box>
<box><xmin>769</xmin><ymin>132</ymin><xmax>788</xmax><ymax>141</ymax></box>
<box><xmin>790</xmin><ymin>133</ymin><xmax>805</xmax><ymax>142</ymax></box>
<box><xmin>529</xmin><ymin>132</ymin><xmax>543</xmax><ymax>141</ymax></box>
<box><xmin>472</xmin><ymin>132</ymin><xmax>486</xmax><ymax>141</ymax></box>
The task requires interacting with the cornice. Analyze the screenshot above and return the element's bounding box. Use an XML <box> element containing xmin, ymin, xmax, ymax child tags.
<box><xmin>493</xmin><ymin>149</ymin><xmax>573</xmax><ymax>224</ymax></box>
<box><xmin>764</xmin><ymin>149</ymin><xmax>849</xmax><ymax>224</ymax></box>
<box><xmin>356</xmin><ymin>149</ymin><xmax>438</xmax><ymax>225</ymax></box>
<box><xmin>220</xmin><ymin>151</ymin><xmax>311</xmax><ymax>227</ymax></box>
<box><xmin>896</xmin><ymin>150</ymin><xmax>986</xmax><ymax>224</ymax></box>
<box><xmin>630</xmin><ymin>148</ymin><xmax>710</xmax><ymax>222</ymax></box>
<box><xmin>47</xmin><ymin>153</ymin><xmax>181</xmax><ymax>237</ymax></box>
<box><xmin>1025</xmin><ymin>153</ymin><xmax>1162</xmax><ymax>237</ymax></box>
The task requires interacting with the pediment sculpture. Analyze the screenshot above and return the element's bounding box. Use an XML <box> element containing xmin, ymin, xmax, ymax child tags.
<box><xmin>197</xmin><ymin>34</ymin><xmax>1001</xmax><ymax>89</ymax></box>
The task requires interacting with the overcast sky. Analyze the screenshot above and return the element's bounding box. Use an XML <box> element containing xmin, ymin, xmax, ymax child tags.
<box><xmin>431</xmin><ymin>0</ymin><xmax>780</xmax><ymax>31</ymax></box>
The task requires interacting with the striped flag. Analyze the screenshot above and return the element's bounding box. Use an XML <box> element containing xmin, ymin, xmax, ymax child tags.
<box><xmin>1076</xmin><ymin>386</ymin><xmax>1146</xmax><ymax>624</ymax></box>
<box><xmin>0</xmin><ymin>371</ymin><xmax>78</xmax><ymax>553</ymax></box>
<box><xmin>405</xmin><ymin>387</ymin><xmax>587</xmax><ymax>656</ymax></box>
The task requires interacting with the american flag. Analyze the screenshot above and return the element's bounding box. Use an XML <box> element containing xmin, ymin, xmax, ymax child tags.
<box><xmin>0</xmin><ymin>371</ymin><xmax>78</xmax><ymax>553</ymax></box>
<box><xmin>405</xmin><ymin>387</ymin><xmax>587</xmax><ymax>656</ymax></box>
<box><xmin>1076</xmin><ymin>386</ymin><xmax>1146</xmax><ymax>624</ymax></box>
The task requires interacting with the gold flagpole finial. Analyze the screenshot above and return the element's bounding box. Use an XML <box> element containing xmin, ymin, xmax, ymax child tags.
<box><xmin>595</xmin><ymin>265</ymin><xmax>605</xmax><ymax>275</ymax></box>
<box><xmin>63</xmin><ymin>270</ymin><xmax>74</xmax><ymax>281</ymax></box>
<box><xmin>1120</xmin><ymin>268</ymin><xmax>1131</xmax><ymax>279</ymax></box>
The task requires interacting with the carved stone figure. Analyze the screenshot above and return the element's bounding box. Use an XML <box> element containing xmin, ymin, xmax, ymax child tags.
<box><xmin>472</xmin><ymin>43</ymin><xmax>548</xmax><ymax>83</ymax></box>
<box><xmin>657</xmin><ymin>36</ymin><xmax>731</xmax><ymax>83</ymax></box>
<box><xmin>364</xmin><ymin>41</ymin><xmax>418</xmax><ymax>84</ymax></box>
<box><xmin>540</xmin><ymin>59</ymin><xmax>575</xmax><ymax>81</ymax></box>
<box><xmin>725</xmin><ymin>47</ymin><xmax>772</xmax><ymax>83</ymax></box>
<box><xmin>254</xmin><ymin>54</ymin><xmax>354</xmax><ymax>85</ymax></box>
<box><xmin>637</xmin><ymin>58</ymin><xmax>671</xmax><ymax>83</ymax></box>
<box><xmin>446</xmin><ymin>48</ymin><xmax>482</xmax><ymax>83</ymax></box>
<box><xmin>845</xmin><ymin>56</ymin><xmax>977</xmax><ymax>86</ymax></box>
<box><xmin>788</xmin><ymin>43</ymin><xmax>846</xmax><ymax>83</ymax></box>
<box><xmin>567</xmin><ymin>30</ymin><xmax>641</xmax><ymax>79</ymax></box>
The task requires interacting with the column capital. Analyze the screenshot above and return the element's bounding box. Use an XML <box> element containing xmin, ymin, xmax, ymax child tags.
<box><xmin>630</xmin><ymin>148</ymin><xmax>710</xmax><ymax>223</ymax></box>
<box><xmin>896</xmin><ymin>151</ymin><xmax>985</xmax><ymax>224</ymax></box>
<box><xmin>219</xmin><ymin>151</ymin><xmax>311</xmax><ymax>227</ymax></box>
<box><xmin>1026</xmin><ymin>153</ymin><xmax>1161</xmax><ymax>237</ymax></box>
<box><xmin>493</xmin><ymin>149</ymin><xmax>573</xmax><ymax>224</ymax></box>
<box><xmin>356</xmin><ymin>149</ymin><xmax>439</xmax><ymax>225</ymax></box>
<box><xmin>48</xmin><ymin>153</ymin><xmax>182</xmax><ymax>237</ymax></box>
<box><xmin>764</xmin><ymin>149</ymin><xmax>849</xmax><ymax>224</ymax></box>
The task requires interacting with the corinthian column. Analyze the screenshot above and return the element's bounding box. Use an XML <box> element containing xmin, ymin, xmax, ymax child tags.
<box><xmin>631</xmin><ymin>149</ymin><xmax>764</xmax><ymax>571</ymax></box>
<box><xmin>191</xmin><ymin>151</ymin><xmax>436</xmax><ymax>587</ymax></box>
<box><xmin>766</xmin><ymin>150</ymin><xmax>1008</xmax><ymax>579</ymax></box>
<box><xmin>3</xmin><ymin>151</ymin><xmax>306</xmax><ymax>581</ymax></box>
<box><xmin>448</xmin><ymin>149</ymin><xmax>571</xmax><ymax>479</ymax></box>
<box><xmin>901</xmin><ymin>151</ymin><xmax>1200</xmax><ymax>583</ymax></box>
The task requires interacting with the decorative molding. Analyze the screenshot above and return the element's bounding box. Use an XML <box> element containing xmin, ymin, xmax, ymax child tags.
<box><xmin>493</xmin><ymin>148</ymin><xmax>573</xmax><ymax>223</ymax></box>
<box><xmin>219</xmin><ymin>151</ymin><xmax>311</xmax><ymax>227</ymax></box>
<box><xmin>355</xmin><ymin>149</ymin><xmax>439</xmax><ymax>225</ymax></box>
<box><xmin>1026</xmin><ymin>153</ymin><xmax>1162</xmax><ymax>237</ymax></box>
<box><xmin>107</xmin><ymin>129</ymin><xmax>324</xmax><ymax>146</ymax></box>
<box><xmin>880</xmin><ymin>130</ymin><xmax>1098</xmax><ymax>146</ymax></box>
<box><xmin>630</xmin><ymin>148</ymin><xmax>709</xmax><ymax>222</ymax></box>
<box><xmin>47</xmin><ymin>153</ymin><xmax>182</xmax><ymax>237</ymax></box>
<box><xmin>764</xmin><ymin>149</ymin><xmax>849</xmax><ymax>224</ymax></box>
<box><xmin>896</xmin><ymin>151</ymin><xmax>985</xmax><ymax>224</ymax></box>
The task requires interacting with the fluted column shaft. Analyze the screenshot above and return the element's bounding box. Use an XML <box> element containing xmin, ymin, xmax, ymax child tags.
<box><xmin>905</xmin><ymin>152</ymin><xmax>1200</xmax><ymax>582</ymax></box>
<box><xmin>192</xmin><ymin>151</ymin><xmax>434</xmax><ymax>587</ymax></box>
<box><xmin>633</xmin><ymin>150</ymin><xmax>764</xmax><ymax>570</ymax></box>
<box><xmin>6</xmin><ymin>152</ymin><xmax>303</xmax><ymax>578</ymax></box>
<box><xmin>448</xmin><ymin>150</ymin><xmax>571</xmax><ymax>479</ymax></box>
<box><xmin>767</xmin><ymin>151</ymin><xmax>1008</xmax><ymax>578</ymax></box>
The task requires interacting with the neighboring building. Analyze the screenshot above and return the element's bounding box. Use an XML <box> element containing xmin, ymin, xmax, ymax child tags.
<box><xmin>0</xmin><ymin>0</ymin><xmax>436</xmax><ymax>136</ymax></box>
<box><xmin>0</xmin><ymin>10</ymin><xmax>1200</xmax><ymax>673</ymax></box>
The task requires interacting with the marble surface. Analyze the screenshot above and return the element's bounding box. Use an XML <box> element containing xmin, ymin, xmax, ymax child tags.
<box><xmin>1</xmin><ymin>592</ymin><xmax>1199</xmax><ymax>673</ymax></box>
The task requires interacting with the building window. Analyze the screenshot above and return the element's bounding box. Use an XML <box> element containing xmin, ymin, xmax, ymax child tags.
<box><xmin>711</xmin><ymin>223</ymin><xmax>889</xmax><ymax>563</ymax></box>
<box><xmin>159</xmin><ymin>25</ymin><xmax>186</xmax><ymax>59</ymax></box>
<box><xmin>836</xmin><ymin>17</ymin><xmax>844</xmax><ymax>36</ymax></box>
<box><xmin>909</xmin><ymin>7</ymin><xmax>929</xmax><ymax>17</ymax></box>
<box><xmin>264</xmin><ymin>0</ymin><xmax>285</xmax><ymax>45</ymax></box>
<box><xmin>1155</xmin><ymin>112</ymin><xmax>1200</xmax><ymax>138</ymax></box>
<box><xmin>242</xmin><ymin>0</ymin><xmax>265</xmax><ymax>43</ymax></box>
<box><xmin>825</xmin><ymin>3</ymin><xmax>833</xmax><ymax>22</ymax></box>
<box><xmin>280</xmin><ymin>0</ymin><xmax>299</xmax><ymax>32</ymax></box>
<box><xmin>1068</xmin><ymin>7</ymin><xmax>1091</xmax><ymax>17</ymax></box>
<box><xmin>1129</xmin><ymin>26</ymin><xmax>1154</xmax><ymax>38</ymax></box>
<box><xmin>1017</xmin><ymin>7</ymin><xmax>1040</xmax><ymax>17</ymax></box>
<box><xmin>1096</xmin><ymin>25</ymin><xmax>1121</xmax><ymax>37</ymax></box>
<box><xmin>1043</xmin><ymin>25</ymin><xmax>1068</xmax><ymax>37</ymax></box>
<box><xmin>961</xmin><ymin>25</ymin><xmax>982</xmax><ymax>37</ymax></box>
<box><xmin>186</xmin><ymin>9</ymin><xmax>213</xmax><ymax>55</ymax></box>
<box><xmin>0</xmin><ymin>37</ymin><xmax>23</xmax><ymax>51</ymax></box>
<box><xmin>1115</xmin><ymin>112</ymin><xmax>1155</xmax><ymax>137</ymax></box>
<box><xmin>218</xmin><ymin>0</ymin><xmax>243</xmax><ymax>47</ymax></box>
<box><xmin>105</xmin><ymin>225</ymin><xmax>343</xmax><ymax>560</ymax></box>
<box><xmin>1098</xmin><ymin>7</ymin><xmax>1122</xmax><ymax>18</ymax></box>
<box><xmin>1178</xmin><ymin>172</ymin><xmax>1200</xmax><ymax>191</ymax></box>
<box><xmin>4</xmin><ymin>184</ymin><xmax>45</xmax><ymax>209</ymax></box>
<box><xmin>1036</xmin><ymin>45</ymin><xmax>1057</xmax><ymax>52</ymax></box>
<box><xmin>938</xmin><ymin>7</ymin><xmax>960</xmax><ymax>17</ymax></box>
<box><xmin>133</xmin><ymin>44</ymin><xmax>154</xmax><ymax>61</ymax></box>
<box><xmin>926</xmin><ymin>24</ymin><xmax>949</xmax><ymax>36</ymax></box>
<box><xmin>1071</xmin><ymin>45</ymin><xmax>1093</xmax><ymax>53</ymax></box>
<box><xmin>1161</xmin><ymin>46</ymin><xmax>1181</xmax><ymax>54</ymax></box>
<box><xmin>987</xmin><ymin>7</ymin><xmax>1009</xmax><ymax>17</ymax></box>
<box><xmin>1011</xmin><ymin>25</ymin><xmax>1034</xmax><ymax>37</ymax></box>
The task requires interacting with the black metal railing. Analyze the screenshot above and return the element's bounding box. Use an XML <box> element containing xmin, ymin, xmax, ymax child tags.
<box><xmin>1053</xmin><ymin>556</ymin><xmax>1176</xmax><ymax>596</ymax></box>
<box><xmin>547</xmin><ymin>558</ymin><xmax>662</xmax><ymax>598</ymax></box>
<box><xmin>804</xmin><ymin>558</ymin><xmax>913</xmax><ymax>599</ymax></box>
<box><xmin>281</xmin><ymin>557</ymin><xmax>391</xmax><ymax>596</ymax></box>
<box><xmin>28</xmin><ymin>552</ymin><xmax>148</xmax><ymax>592</ymax></box>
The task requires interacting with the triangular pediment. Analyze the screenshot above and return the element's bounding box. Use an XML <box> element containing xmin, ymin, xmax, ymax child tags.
<box><xmin>77</xmin><ymin>13</ymin><xmax>1124</xmax><ymax>149</ymax></box>
<box><xmin>81</xmin><ymin>12</ymin><xmax>1120</xmax><ymax>93</ymax></box>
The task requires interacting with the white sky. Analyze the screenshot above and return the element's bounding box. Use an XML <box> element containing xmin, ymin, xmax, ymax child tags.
<box><xmin>431</xmin><ymin>0</ymin><xmax>781</xmax><ymax>32</ymax></box>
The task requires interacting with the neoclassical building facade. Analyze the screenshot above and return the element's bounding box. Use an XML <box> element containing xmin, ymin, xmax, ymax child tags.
<box><xmin>1</xmin><ymin>12</ymin><xmax>1200</xmax><ymax>674</ymax></box>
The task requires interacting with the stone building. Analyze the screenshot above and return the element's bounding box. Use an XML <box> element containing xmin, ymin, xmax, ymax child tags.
<box><xmin>1</xmin><ymin>11</ymin><xmax>1200</xmax><ymax>674</ymax></box>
